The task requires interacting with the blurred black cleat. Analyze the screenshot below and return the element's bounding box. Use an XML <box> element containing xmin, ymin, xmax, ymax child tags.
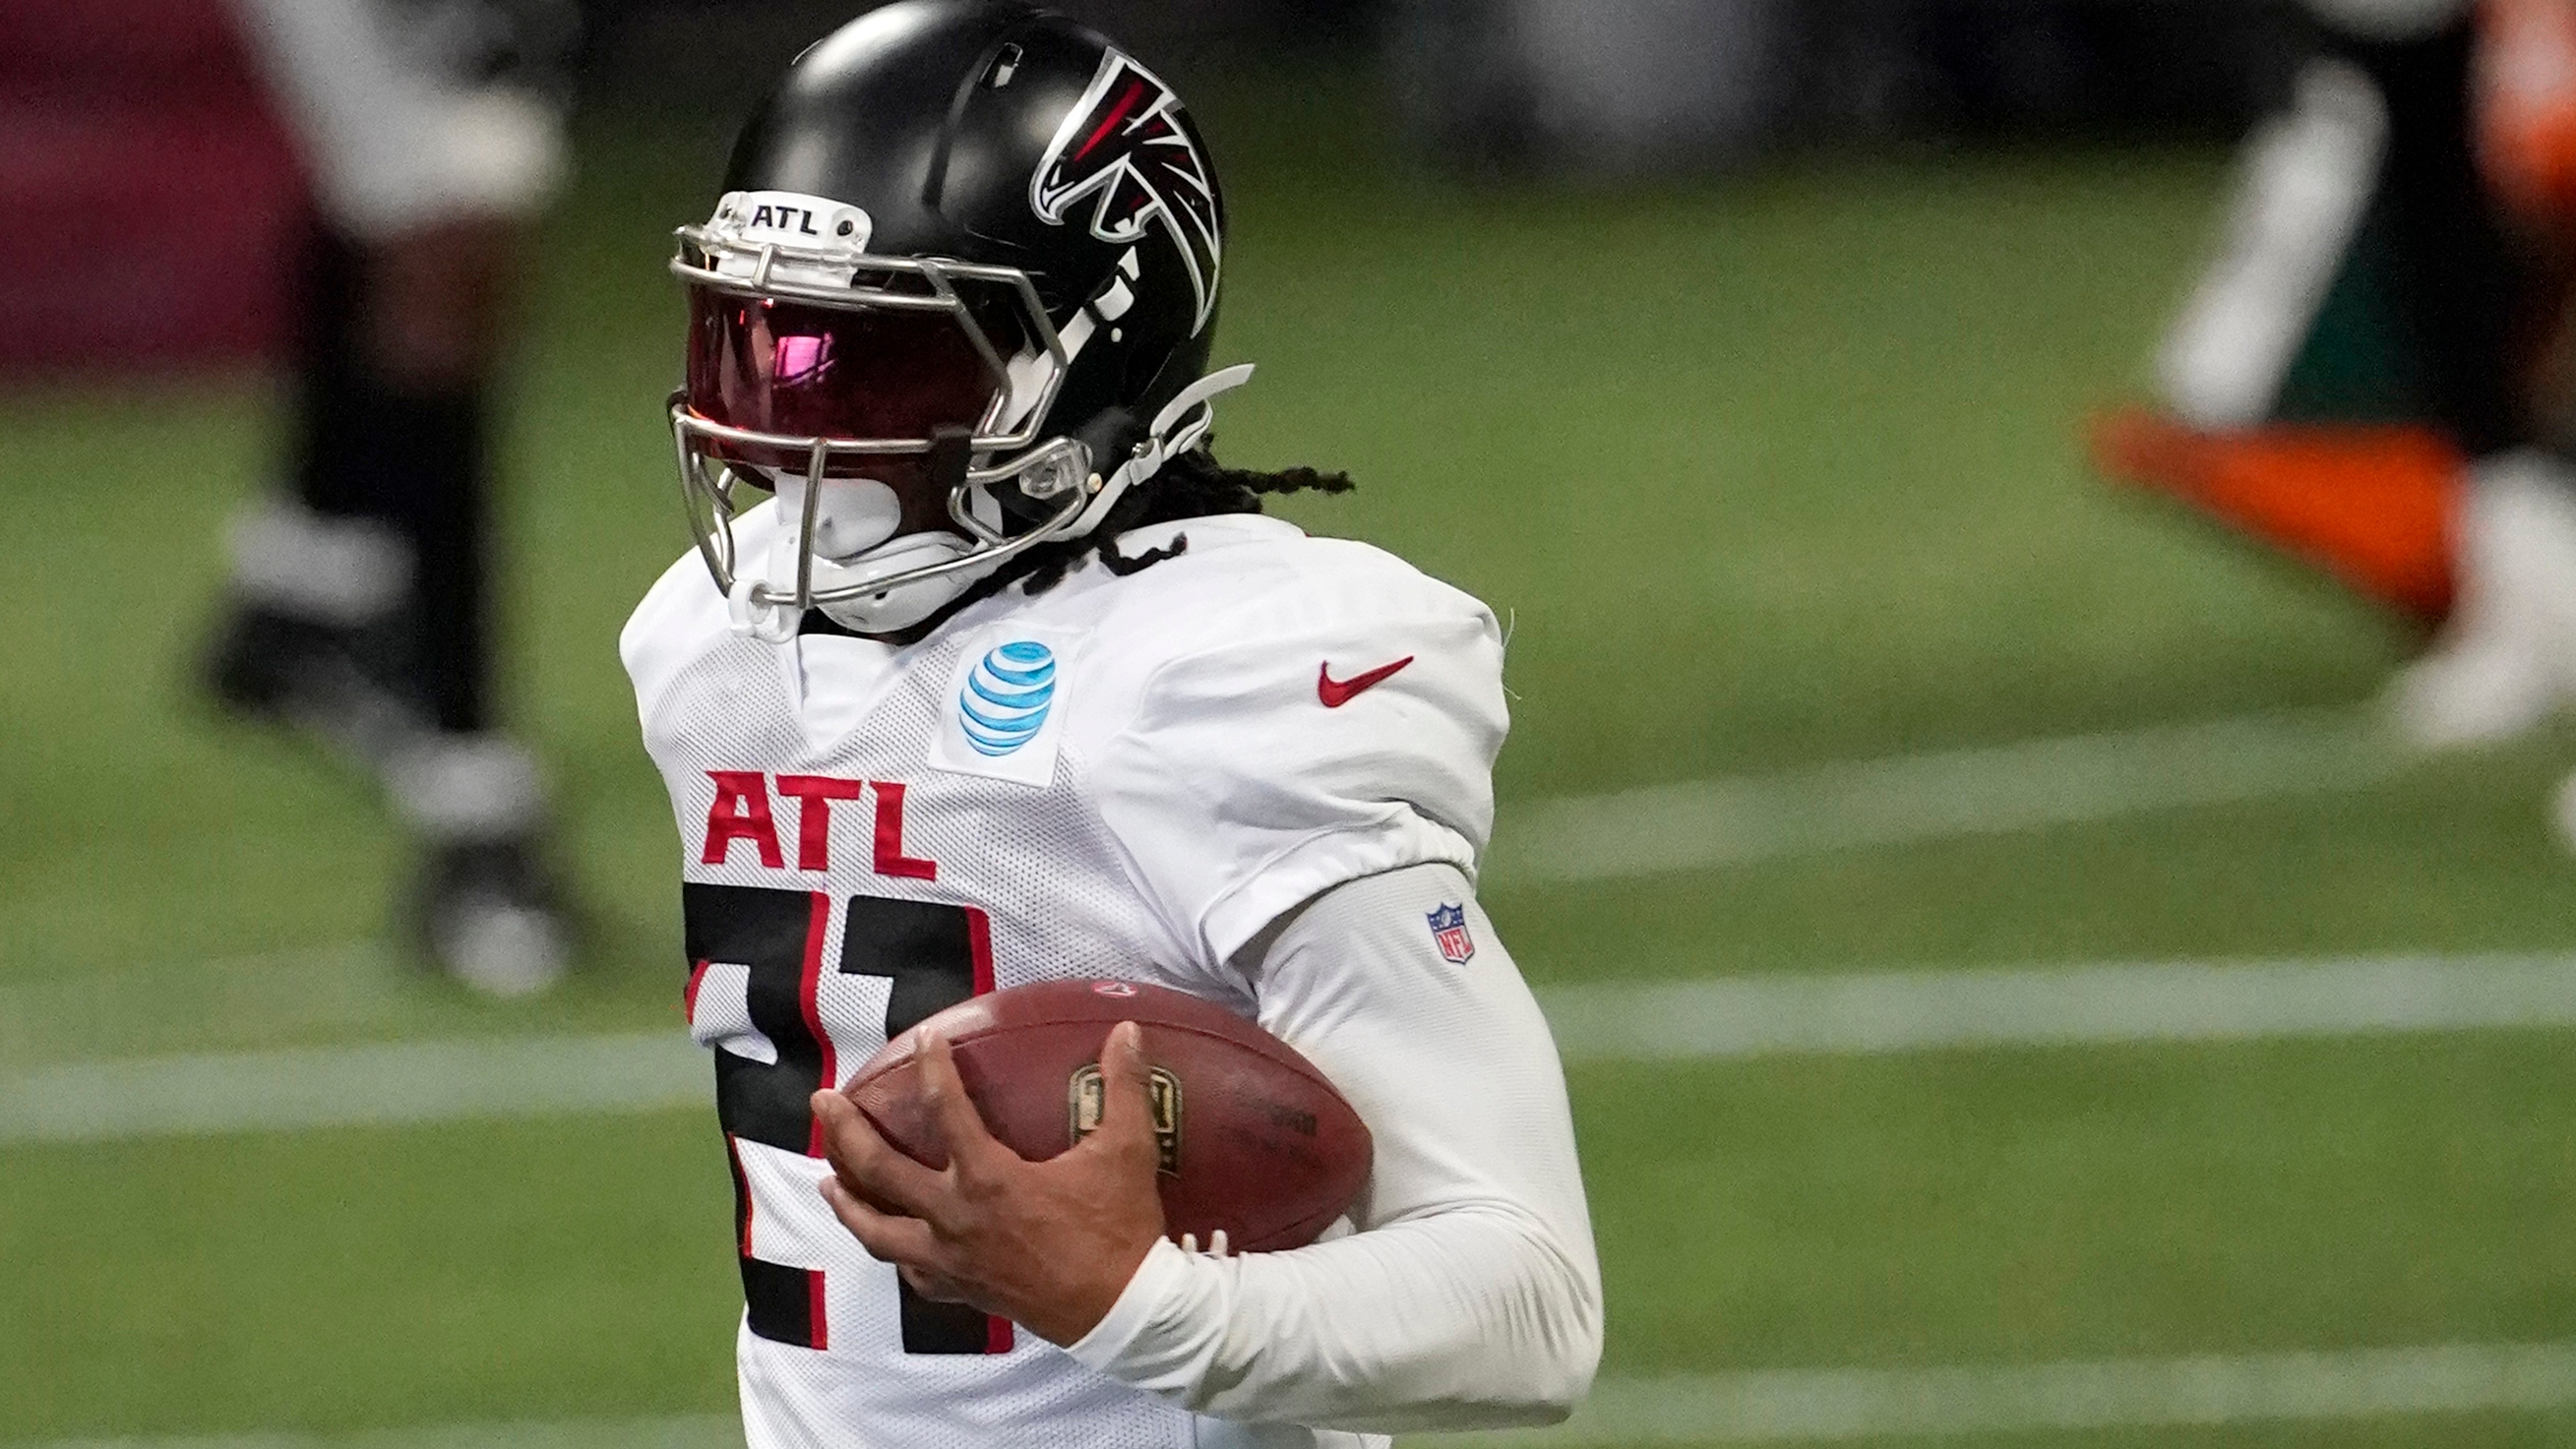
<box><xmin>392</xmin><ymin>733</ymin><xmax>573</xmax><ymax>996</ymax></box>
<box><xmin>203</xmin><ymin>601</ymin><xmax>433</xmax><ymax>764</ymax></box>
<box><xmin>202</xmin><ymin>500</ymin><xmax>432</xmax><ymax>764</ymax></box>
<box><xmin>412</xmin><ymin>832</ymin><xmax>573</xmax><ymax>997</ymax></box>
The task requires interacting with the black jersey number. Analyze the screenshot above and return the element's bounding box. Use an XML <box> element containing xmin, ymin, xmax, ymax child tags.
<box><xmin>683</xmin><ymin>881</ymin><xmax>1014</xmax><ymax>1356</ymax></box>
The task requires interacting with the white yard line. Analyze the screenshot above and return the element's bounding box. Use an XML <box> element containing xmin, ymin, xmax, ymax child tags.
<box><xmin>0</xmin><ymin>1033</ymin><xmax>707</xmax><ymax>1146</ymax></box>
<box><xmin>22</xmin><ymin>1341</ymin><xmax>2576</xmax><ymax>1448</ymax></box>
<box><xmin>1488</xmin><ymin>707</ymin><xmax>2407</xmax><ymax>883</ymax></box>
<box><xmin>8</xmin><ymin>952</ymin><xmax>2575</xmax><ymax>1146</ymax></box>
<box><xmin>1537</xmin><ymin>952</ymin><xmax>2576</xmax><ymax>1060</ymax></box>
<box><xmin>1432</xmin><ymin>1340</ymin><xmax>2576</xmax><ymax>1444</ymax></box>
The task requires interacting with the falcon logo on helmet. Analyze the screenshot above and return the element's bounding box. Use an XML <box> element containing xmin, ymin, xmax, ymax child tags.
<box><xmin>1031</xmin><ymin>51</ymin><xmax>1223</xmax><ymax>335</ymax></box>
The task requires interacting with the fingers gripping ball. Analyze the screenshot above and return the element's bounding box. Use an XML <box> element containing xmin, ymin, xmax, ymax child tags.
<box><xmin>841</xmin><ymin>980</ymin><xmax>1372</xmax><ymax>1251</ymax></box>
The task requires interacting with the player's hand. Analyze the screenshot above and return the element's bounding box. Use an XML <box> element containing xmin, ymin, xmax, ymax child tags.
<box><xmin>809</xmin><ymin>1021</ymin><xmax>1167</xmax><ymax>1346</ymax></box>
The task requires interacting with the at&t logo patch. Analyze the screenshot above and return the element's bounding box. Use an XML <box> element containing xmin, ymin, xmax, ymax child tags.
<box><xmin>928</xmin><ymin>625</ymin><xmax>1088</xmax><ymax>787</ymax></box>
<box><xmin>960</xmin><ymin>641</ymin><xmax>1056</xmax><ymax>756</ymax></box>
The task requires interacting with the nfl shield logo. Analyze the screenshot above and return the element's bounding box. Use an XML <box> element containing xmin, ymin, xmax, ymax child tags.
<box><xmin>1427</xmin><ymin>903</ymin><xmax>1476</xmax><ymax>964</ymax></box>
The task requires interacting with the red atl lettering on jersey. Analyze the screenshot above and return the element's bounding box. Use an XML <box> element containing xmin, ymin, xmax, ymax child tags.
<box><xmin>775</xmin><ymin>775</ymin><xmax>865</xmax><ymax>871</ymax></box>
<box><xmin>870</xmin><ymin>781</ymin><xmax>938</xmax><ymax>880</ymax></box>
<box><xmin>702</xmin><ymin>771</ymin><xmax>784</xmax><ymax>868</ymax></box>
<box><xmin>701</xmin><ymin>772</ymin><xmax>941</xmax><ymax>879</ymax></box>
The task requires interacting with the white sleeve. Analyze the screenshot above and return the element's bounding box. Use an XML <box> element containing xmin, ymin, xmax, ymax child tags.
<box><xmin>1089</xmin><ymin>574</ymin><xmax>1508</xmax><ymax>972</ymax></box>
<box><xmin>1064</xmin><ymin>862</ymin><xmax>1603</xmax><ymax>1433</ymax></box>
<box><xmin>225</xmin><ymin>0</ymin><xmax>566</xmax><ymax>236</ymax></box>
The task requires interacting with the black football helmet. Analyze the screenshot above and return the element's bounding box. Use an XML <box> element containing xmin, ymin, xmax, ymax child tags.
<box><xmin>669</xmin><ymin>0</ymin><xmax>1246</xmax><ymax>636</ymax></box>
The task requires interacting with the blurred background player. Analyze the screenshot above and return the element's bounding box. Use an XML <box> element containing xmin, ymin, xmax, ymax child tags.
<box><xmin>204</xmin><ymin>0</ymin><xmax>578</xmax><ymax>994</ymax></box>
<box><xmin>2094</xmin><ymin>0</ymin><xmax>2576</xmax><ymax>750</ymax></box>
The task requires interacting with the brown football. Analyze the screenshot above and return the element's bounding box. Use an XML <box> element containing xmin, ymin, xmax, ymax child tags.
<box><xmin>841</xmin><ymin>979</ymin><xmax>1372</xmax><ymax>1252</ymax></box>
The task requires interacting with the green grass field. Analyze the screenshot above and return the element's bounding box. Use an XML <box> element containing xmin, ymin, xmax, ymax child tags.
<box><xmin>4</xmin><ymin>74</ymin><xmax>2574</xmax><ymax>1445</ymax></box>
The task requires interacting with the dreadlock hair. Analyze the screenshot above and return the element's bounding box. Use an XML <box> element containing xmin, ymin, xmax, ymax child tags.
<box><xmin>964</xmin><ymin>438</ymin><xmax>1355</xmax><ymax>604</ymax></box>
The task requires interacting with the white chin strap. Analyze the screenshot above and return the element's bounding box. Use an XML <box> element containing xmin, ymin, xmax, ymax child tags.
<box><xmin>809</xmin><ymin>532</ymin><xmax>993</xmax><ymax>634</ymax></box>
<box><xmin>722</xmin><ymin>362</ymin><xmax>1257</xmax><ymax>643</ymax></box>
<box><xmin>731</xmin><ymin>530</ymin><xmax>993</xmax><ymax>641</ymax></box>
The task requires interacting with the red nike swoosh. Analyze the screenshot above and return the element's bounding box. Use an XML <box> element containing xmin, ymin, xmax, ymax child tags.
<box><xmin>1319</xmin><ymin>656</ymin><xmax>1414</xmax><ymax>707</ymax></box>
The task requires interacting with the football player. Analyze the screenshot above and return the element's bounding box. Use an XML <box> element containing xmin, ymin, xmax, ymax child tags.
<box><xmin>205</xmin><ymin>0</ymin><xmax>575</xmax><ymax>993</ymax></box>
<box><xmin>2094</xmin><ymin>0</ymin><xmax>2576</xmax><ymax>746</ymax></box>
<box><xmin>621</xmin><ymin>3</ymin><xmax>1604</xmax><ymax>1444</ymax></box>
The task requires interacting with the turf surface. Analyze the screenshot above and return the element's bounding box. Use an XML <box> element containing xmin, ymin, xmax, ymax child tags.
<box><xmin>3</xmin><ymin>72</ymin><xmax>2572</xmax><ymax>1445</ymax></box>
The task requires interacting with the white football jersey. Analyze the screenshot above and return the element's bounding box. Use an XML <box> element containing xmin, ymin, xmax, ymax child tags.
<box><xmin>621</xmin><ymin>504</ymin><xmax>1508</xmax><ymax>1448</ymax></box>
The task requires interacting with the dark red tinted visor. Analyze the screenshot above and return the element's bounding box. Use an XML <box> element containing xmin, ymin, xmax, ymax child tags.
<box><xmin>682</xmin><ymin>286</ymin><xmax>1021</xmax><ymax>475</ymax></box>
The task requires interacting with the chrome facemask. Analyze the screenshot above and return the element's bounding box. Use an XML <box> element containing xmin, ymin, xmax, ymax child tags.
<box><xmin>668</xmin><ymin>191</ymin><xmax>1097</xmax><ymax>638</ymax></box>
